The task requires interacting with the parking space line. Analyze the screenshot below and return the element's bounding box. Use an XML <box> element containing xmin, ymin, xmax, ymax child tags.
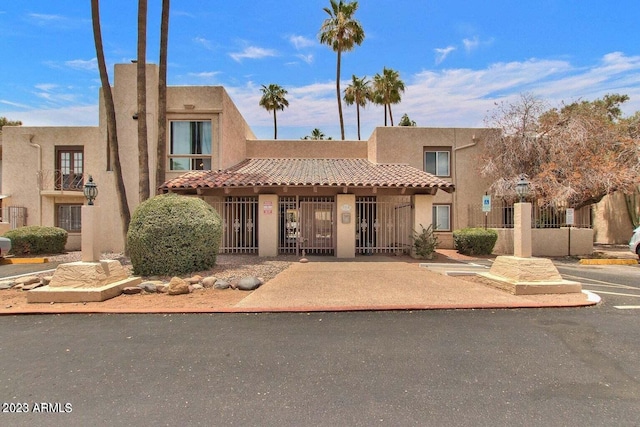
<box><xmin>613</xmin><ymin>306</ymin><xmax>640</xmax><ymax>310</ymax></box>
<box><xmin>584</xmin><ymin>290</ymin><xmax>640</xmax><ymax>298</ymax></box>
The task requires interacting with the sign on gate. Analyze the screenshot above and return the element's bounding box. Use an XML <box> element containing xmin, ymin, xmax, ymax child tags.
<box><xmin>566</xmin><ymin>208</ymin><xmax>575</xmax><ymax>226</ymax></box>
<box><xmin>482</xmin><ymin>195</ymin><xmax>492</xmax><ymax>212</ymax></box>
<box><xmin>263</xmin><ymin>201</ymin><xmax>273</xmax><ymax>215</ymax></box>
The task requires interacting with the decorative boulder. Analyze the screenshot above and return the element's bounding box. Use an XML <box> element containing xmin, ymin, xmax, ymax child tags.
<box><xmin>123</xmin><ymin>287</ymin><xmax>142</xmax><ymax>295</ymax></box>
<box><xmin>167</xmin><ymin>277</ymin><xmax>190</xmax><ymax>295</ymax></box>
<box><xmin>202</xmin><ymin>277</ymin><xmax>217</xmax><ymax>289</ymax></box>
<box><xmin>236</xmin><ymin>277</ymin><xmax>263</xmax><ymax>291</ymax></box>
<box><xmin>214</xmin><ymin>279</ymin><xmax>230</xmax><ymax>290</ymax></box>
<box><xmin>138</xmin><ymin>282</ymin><xmax>158</xmax><ymax>293</ymax></box>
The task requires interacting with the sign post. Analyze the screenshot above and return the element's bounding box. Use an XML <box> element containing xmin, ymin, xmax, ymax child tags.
<box><xmin>566</xmin><ymin>208</ymin><xmax>575</xmax><ymax>256</ymax></box>
<box><xmin>482</xmin><ymin>195</ymin><xmax>491</xmax><ymax>229</ymax></box>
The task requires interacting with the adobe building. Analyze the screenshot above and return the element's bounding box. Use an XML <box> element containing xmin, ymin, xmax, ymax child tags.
<box><xmin>1</xmin><ymin>63</ymin><xmax>601</xmax><ymax>257</ymax></box>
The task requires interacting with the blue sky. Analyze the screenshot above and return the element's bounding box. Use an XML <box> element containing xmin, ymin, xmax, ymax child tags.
<box><xmin>1</xmin><ymin>1</ymin><xmax>639</xmax><ymax>140</ymax></box>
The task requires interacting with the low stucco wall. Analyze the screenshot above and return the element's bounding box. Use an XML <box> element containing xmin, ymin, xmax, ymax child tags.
<box><xmin>493</xmin><ymin>228</ymin><xmax>593</xmax><ymax>257</ymax></box>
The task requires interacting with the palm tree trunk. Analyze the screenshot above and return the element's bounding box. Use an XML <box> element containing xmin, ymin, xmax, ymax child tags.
<box><xmin>273</xmin><ymin>110</ymin><xmax>278</xmax><ymax>139</ymax></box>
<box><xmin>91</xmin><ymin>0</ymin><xmax>131</xmax><ymax>250</ymax></box>
<box><xmin>137</xmin><ymin>0</ymin><xmax>150</xmax><ymax>202</ymax></box>
<box><xmin>384</xmin><ymin>104</ymin><xmax>388</xmax><ymax>126</ymax></box>
<box><xmin>388</xmin><ymin>103</ymin><xmax>394</xmax><ymax>126</ymax></box>
<box><xmin>336</xmin><ymin>50</ymin><xmax>345</xmax><ymax>140</ymax></box>
<box><xmin>356</xmin><ymin>104</ymin><xmax>361</xmax><ymax>140</ymax></box>
<box><xmin>156</xmin><ymin>0</ymin><xmax>170</xmax><ymax>193</ymax></box>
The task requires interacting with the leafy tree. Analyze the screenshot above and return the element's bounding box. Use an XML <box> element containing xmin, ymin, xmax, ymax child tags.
<box><xmin>155</xmin><ymin>0</ymin><xmax>170</xmax><ymax>194</ymax></box>
<box><xmin>398</xmin><ymin>113</ymin><xmax>416</xmax><ymax>126</ymax></box>
<box><xmin>91</xmin><ymin>0</ymin><xmax>131</xmax><ymax>249</ymax></box>
<box><xmin>373</xmin><ymin>67</ymin><xmax>405</xmax><ymax>126</ymax></box>
<box><xmin>319</xmin><ymin>0</ymin><xmax>365</xmax><ymax>140</ymax></box>
<box><xmin>137</xmin><ymin>0</ymin><xmax>150</xmax><ymax>202</ymax></box>
<box><xmin>0</xmin><ymin>117</ymin><xmax>22</xmax><ymax>130</ymax></box>
<box><xmin>343</xmin><ymin>75</ymin><xmax>371</xmax><ymax>140</ymax></box>
<box><xmin>259</xmin><ymin>84</ymin><xmax>289</xmax><ymax>139</ymax></box>
<box><xmin>302</xmin><ymin>128</ymin><xmax>332</xmax><ymax>140</ymax></box>
<box><xmin>481</xmin><ymin>93</ymin><xmax>640</xmax><ymax>209</ymax></box>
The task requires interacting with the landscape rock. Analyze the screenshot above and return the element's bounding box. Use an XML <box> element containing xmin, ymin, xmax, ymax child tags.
<box><xmin>202</xmin><ymin>276</ymin><xmax>217</xmax><ymax>289</ymax></box>
<box><xmin>0</xmin><ymin>280</ymin><xmax>14</xmax><ymax>290</ymax></box>
<box><xmin>167</xmin><ymin>277</ymin><xmax>190</xmax><ymax>295</ymax></box>
<box><xmin>138</xmin><ymin>282</ymin><xmax>158</xmax><ymax>293</ymax></box>
<box><xmin>299</xmin><ymin>258</ymin><xmax>309</xmax><ymax>263</ymax></box>
<box><xmin>122</xmin><ymin>287</ymin><xmax>142</xmax><ymax>295</ymax></box>
<box><xmin>214</xmin><ymin>279</ymin><xmax>230</xmax><ymax>290</ymax></box>
<box><xmin>184</xmin><ymin>275</ymin><xmax>203</xmax><ymax>285</ymax></box>
<box><xmin>236</xmin><ymin>276</ymin><xmax>263</xmax><ymax>291</ymax></box>
<box><xmin>41</xmin><ymin>276</ymin><xmax>53</xmax><ymax>286</ymax></box>
<box><xmin>15</xmin><ymin>276</ymin><xmax>40</xmax><ymax>286</ymax></box>
<box><xmin>22</xmin><ymin>282</ymin><xmax>44</xmax><ymax>291</ymax></box>
<box><xmin>191</xmin><ymin>284</ymin><xmax>204</xmax><ymax>291</ymax></box>
<box><xmin>156</xmin><ymin>283</ymin><xmax>169</xmax><ymax>293</ymax></box>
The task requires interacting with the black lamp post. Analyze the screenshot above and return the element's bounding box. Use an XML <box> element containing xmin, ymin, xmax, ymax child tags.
<box><xmin>515</xmin><ymin>174</ymin><xmax>531</xmax><ymax>203</ymax></box>
<box><xmin>83</xmin><ymin>175</ymin><xmax>98</xmax><ymax>206</ymax></box>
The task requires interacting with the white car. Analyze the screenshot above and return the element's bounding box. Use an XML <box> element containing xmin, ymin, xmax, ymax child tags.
<box><xmin>630</xmin><ymin>226</ymin><xmax>640</xmax><ymax>259</ymax></box>
<box><xmin>0</xmin><ymin>237</ymin><xmax>10</xmax><ymax>258</ymax></box>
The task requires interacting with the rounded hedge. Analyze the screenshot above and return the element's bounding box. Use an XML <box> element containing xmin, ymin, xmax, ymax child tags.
<box><xmin>3</xmin><ymin>225</ymin><xmax>68</xmax><ymax>255</ymax></box>
<box><xmin>127</xmin><ymin>194</ymin><xmax>223</xmax><ymax>276</ymax></box>
<box><xmin>453</xmin><ymin>227</ymin><xmax>498</xmax><ymax>256</ymax></box>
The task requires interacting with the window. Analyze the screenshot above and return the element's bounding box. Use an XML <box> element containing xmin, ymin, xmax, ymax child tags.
<box><xmin>57</xmin><ymin>204</ymin><xmax>82</xmax><ymax>232</ymax></box>
<box><xmin>432</xmin><ymin>205</ymin><xmax>451</xmax><ymax>231</ymax></box>
<box><xmin>56</xmin><ymin>147</ymin><xmax>84</xmax><ymax>190</ymax></box>
<box><xmin>424</xmin><ymin>150</ymin><xmax>450</xmax><ymax>177</ymax></box>
<box><xmin>169</xmin><ymin>121</ymin><xmax>212</xmax><ymax>170</ymax></box>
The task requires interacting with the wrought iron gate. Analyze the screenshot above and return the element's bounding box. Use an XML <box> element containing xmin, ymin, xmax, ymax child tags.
<box><xmin>356</xmin><ymin>196</ymin><xmax>412</xmax><ymax>254</ymax></box>
<box><xmin>279</xmin><ymin>196</ymin><xmax>335</xmax><ymax>255</ymax></box>
<box><xmin>211</xmin><ymin>197</ymin><xmax>258</xmax><ymax>254</ymax></box>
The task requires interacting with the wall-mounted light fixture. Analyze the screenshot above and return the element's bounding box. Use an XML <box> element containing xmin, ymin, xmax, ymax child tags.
<box><xmin>184</xmin><ymin>104</ymin><xmax>195</xmax><ymax>110</ymax></box>
<box><xmin>132</xmin><ymin>113</ymin><xmax>139</xmax><ymax>120</ymax></box>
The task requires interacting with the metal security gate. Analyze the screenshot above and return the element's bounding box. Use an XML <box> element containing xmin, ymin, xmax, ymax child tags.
<box><xmin>211</xmin><ymin>197</ymin><xmax>258</xmax><ymax>254</ymax></box>
<box><xmin>1</xmin><ymin>206</ymin><xmax>27</xmax><ymax>229</ymax></box>
<box><xmin>279</xmin><ymin>196</ymin><xmax>335</xmax><ymax>255</ymax></box>
<box><xmin>356</xmin><ymin>196</ymin><xmax>412</xmax><ymax>255</ymax></box>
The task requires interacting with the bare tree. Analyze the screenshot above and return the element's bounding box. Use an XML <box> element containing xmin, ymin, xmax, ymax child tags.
<box><xmin>91</xmin><ymin>0</ymin><xmax>131</xmax><ymax>247</ymax></box>
<box><xmin>482</xmin><ymin>93</ymin><xmax>640</xmax><ymax>209</ymax></box>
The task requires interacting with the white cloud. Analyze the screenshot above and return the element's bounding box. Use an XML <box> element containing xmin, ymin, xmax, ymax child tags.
<box><xmin>288</xmin><ymin>35</ymin><xmax>316</xmax><ymax>50</ymax></box>
<box><xmin>65</xmin><ymin>58</ymin><xmax>97</xmax><ymax>71</ymax></box>
<box><xmin>194</xmin><ymin>37</ymin><xmax>215</xmax><ymax>51</ymax></box>
<box><xmin>295</xmin><ymin>54</ymin><xmax>314</xmax><ymax>65</ymax></box>
<box><xmin>434</xmin><ymin>46</ymin><xmax>456</xmax><ymax>65</ymax></box>
<box><xmin>229</xmin><ymin>46</ymin><xmax>277</xmax><ymax>62</ymax></box>
<box><xmin>462</xmin><ymin>36</ymin><xmax>480</xmax><ymax>52</ymax></box>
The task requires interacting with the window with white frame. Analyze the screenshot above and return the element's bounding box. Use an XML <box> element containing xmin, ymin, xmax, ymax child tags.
<box><xmin>424</xmin><ymin>149</ymin><xmax>450</xmax><ymax>177</ymax></box>
<box><xmin>169</xmin><ymin>120</ymin><xmax>212</xmax><ymax>170</ymax></box>
<box><xmin>432</xmin><ymin>204</ymin><xmax>451</xmax><ymax>231</ymax></box>
<box><xmin>57</xmin><ymin>204</ymin><xmax>82</xmax><ymax>232</ymax></box>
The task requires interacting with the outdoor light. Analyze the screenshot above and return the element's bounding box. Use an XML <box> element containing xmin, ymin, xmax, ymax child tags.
<box><xmin>514</xmin><ymin>174</ymin><xmax>531</xmax><ymax>202</ymax></box>
<box><xmin>83</xmin><ymin>175</ymin><xmax>98</xmax><ymax>206</ymax></box>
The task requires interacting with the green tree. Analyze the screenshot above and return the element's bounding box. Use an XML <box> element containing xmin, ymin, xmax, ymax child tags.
<box><xmin>0</xmin><ymin>117</ymin><xmax>22</xmax><ymax>130</ymax></box>
<box><xmin>302</xmin><ymin>128</ymin><xmax>332</xmax><ymax>140</ymax></box>
<box><xmin>343</xmin><ymin>75</ymin><xmax>371</xmax><ymax>140</ymax></box>
<box><xmin>91</xmin><ymin>0</ymin><xmax>131</xmax><ymax>249</ymax></box>
<box><xmin>155</xmin><ymin>0</ymin><xmax>170</xmax><ymax>194</ymax></box>
<box><xmin>137</xmin><ymin>0</ymin><xmax>150</xmax><ymax>202</ymax></box>
<box><xmin>373</xmin><ymin>67</ymin><xmax>405</xmax><ymax>126</ymax></box>
<box><xmin>398</xmin><ymin>113</ymin><xmax>416</xmax><ymax>126</ymax></box>
<box><xmin>259</xmin><ymin>84</ymin><xmax>289</xmax><ymax>139</ymax></box>
<box><xmin>319</xmin><ymin>0</ymin><xmax>365</xmax><ymax>140</ymax></box>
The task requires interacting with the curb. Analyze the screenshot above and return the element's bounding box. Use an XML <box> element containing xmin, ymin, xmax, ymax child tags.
<box><xmin>579</xmin><ymin>258</ymin><xmax>638</xmax><ymax>265</ymax></box>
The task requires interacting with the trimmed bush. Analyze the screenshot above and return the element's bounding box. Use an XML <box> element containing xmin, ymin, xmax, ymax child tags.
<box><xmin>3</xmin><ymin>225</ymin><xmax>68</xmax><ymax>255</ymax></box>
<box><xmin>453</xmin><ymin>227</ymin><xmax>498</xmax><ymax>256</ymax></box>
<box><xmin>412</xmin><ymin>224</ymin><xmax>438</xmax><ymax>260</ymax></box>
<box><xmin>127</xmin><ymin>194</ymin><xmax>223</xmax><ymax>276</ymax></box>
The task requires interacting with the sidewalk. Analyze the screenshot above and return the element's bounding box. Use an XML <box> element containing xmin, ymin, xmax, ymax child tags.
<box><xmin>0</xmin><ymin>249</ymin><xmax>600</xmax><ymax>314</ymax></box>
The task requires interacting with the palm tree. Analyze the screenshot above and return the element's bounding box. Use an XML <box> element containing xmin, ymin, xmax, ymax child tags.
<box><xmin>319</xmin><ymin>0</ymin><xmax>365</xmax><ymax>140</ymax></box>
<box><xmin>156</xmin><ymin>0</ymin><xmax>170</xmax><ymax>194</ymax></box>
<box><xmin>302</xmin><ymin>128</ymin><xmax>332</xmax><ymax>140</ymax></box>
<box><xmin>259</xmin><ymin>84</ymin><xmax>289</xmax><ymax>139</ymax></box>
<box><xmin>343</xmin><ymin>75</ymin><xmax>371</xmax><ymax>140</ymax></box>
<box><xmin>373</xmin><ymin>67</ymin><xmax>405</xmax><ymax>126</ymax></box>
<box><xmin>91</xmin><ymin>0</ymin><xmax>131</xmax><ymax>249</ymax></box>
<box><xmin>137</xmin><ymin>0</ymin><xmax>150</xmax><ymax>202</ymax></box>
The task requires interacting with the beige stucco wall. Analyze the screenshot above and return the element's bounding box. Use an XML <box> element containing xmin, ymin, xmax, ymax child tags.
<box><xmin>493</xmin><ymin>228</ymin><xmax>594</xmax><ymax>256</ymax></box>
<box><xmin>258</xmin><ymin>194</ymin><xmax>278</xmax><ymax>257</ymax></box>
<box><xmin>247</xmin><ymin>140</ymin><xmax>367</xmax><ymax>159</ymax></box>
<box><xmin>592</xmin><ymin>192</ymin><xmax>635</xmax><ymax>244</ymax></box>
<box><xmin>336</xmin><ymin>194</ymin><xmax>356</xmax><ymax>258</ymax></box>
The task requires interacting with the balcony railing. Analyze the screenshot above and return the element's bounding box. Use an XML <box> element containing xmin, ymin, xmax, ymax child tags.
<box><xmin>37</xmin><ymin>170</ymin><xmax>84</xmax><ymax>192</ymax></box>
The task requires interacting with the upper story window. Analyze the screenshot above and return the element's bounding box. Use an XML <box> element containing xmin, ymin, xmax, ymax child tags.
<box><xmin>170</xmin><ymin>120</ymin><xmax>212</xmax><ymax>170</ymax></box>
<box><xmin>56</xmin><ymin>147</ymin><xmax>84</xmax><ymax>190</ymax></box>
<box><xmin>424</xmin><ymin>149</ymin><xmax>450</xmax><ymax>177</ymax></box>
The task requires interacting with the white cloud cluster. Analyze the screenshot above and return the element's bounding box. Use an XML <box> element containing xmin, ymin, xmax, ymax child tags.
<box><xmin>229</xmin><ymin>46</ymin><xmax>278</xmax><ymax>62</ymax></box>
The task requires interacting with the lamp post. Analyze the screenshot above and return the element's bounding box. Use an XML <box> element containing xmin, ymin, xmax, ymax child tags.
<box><xmin>81</xmin><ymin>175</ymin><xmax>99</xmax><ymax>262</ymax></box>
<box><xmin>514</xmin><ymin>174</ymin><xmax>532</xmax><ymax>258</ymax></box>
<box><xmin>83</xmin><ymin>175</ymin><xmax>98</xmax><ymax>206</ymax></box>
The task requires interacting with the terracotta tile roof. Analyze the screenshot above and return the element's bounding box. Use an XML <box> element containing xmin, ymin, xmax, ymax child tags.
<box><xmin>161</xmin><ymin>158</ymin><xmax>455</xmax><ymax>193</ymax></box>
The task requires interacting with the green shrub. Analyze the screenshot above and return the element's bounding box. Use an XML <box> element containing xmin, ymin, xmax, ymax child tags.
<box><xmin>127</xmin><ymin>194</ymin><xmax>223</xmax><ymax>276</ymax></box>
<box><xmin>3</xmin><ymin>225</ymin><xmax>68</xmax><ymax>255</ymax></box>
<box><xmin>412</xmin><ymin>224</ymin><xmax>438</xmax><ymax>259</ymax></box>
<box><xmin>453</xmin><ymin>227</ymin><xmax>498</xmax><ymax>255</ymax></box>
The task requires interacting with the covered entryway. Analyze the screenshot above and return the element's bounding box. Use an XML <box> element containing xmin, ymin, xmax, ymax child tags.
<box><xmin>356</xmin><ymin>196</ymin><xmax>412</xmax><ymax>255</ymax></box>
<box><xmin>279</xmin><ymin>196</ymin><xmax>335</xmax><ymax>255</ymax></box>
